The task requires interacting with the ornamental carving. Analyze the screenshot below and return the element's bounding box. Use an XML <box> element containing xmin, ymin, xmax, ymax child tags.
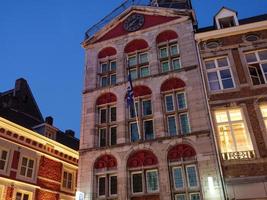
<box><xmin>156</xmin><ymin>30</ymin><xmax>178</xmax><ymax>44</ymax></box>
<box><xmin>96</xmin><ymin>93</ymin><xmax>117</xmax><ymax>105</ymax></box>
<box><xmin>127</xmin><ymin>150</ymin><xmax>158</xmax><ymax>168</ymax></box>
<box><xmin>98</xmin><ymin>47</ymin><xmax>117</xmax><ymax>59</ymax></box>
<box><xmin>94</xmin><ymin>154</ymin><xmax>117</xmax><ymax>169</ymax></box>
<box><xmin>168</xmin><ymin>144</ymin><xmax>196</xmax><ymax>161</ymax></box>
<box><xmin>133</xmin><ymin>86</ymin><xmax>152</xmax><ymax>97</ymax></box>
<box><xmin>161</xmin><ymin>78</ymin><xmax>186</xmax><ymax>92</ymax></box>
<box><xmin>124</xmin><ymin>39</ymin><xmax>148</xmax><ymax>53</ymax></box>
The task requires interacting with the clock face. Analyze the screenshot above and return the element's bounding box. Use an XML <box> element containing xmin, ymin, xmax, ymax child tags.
<box><xmin>123</xmin><ymin>14</ymin><xmax>145</xmax><ymax>32</ymax></box>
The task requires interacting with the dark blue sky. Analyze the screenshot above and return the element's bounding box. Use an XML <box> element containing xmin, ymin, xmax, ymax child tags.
<box><xmin>1</xmin><ymin>0</ymin><xmax>267</xmax><ymax>138</ymax></box>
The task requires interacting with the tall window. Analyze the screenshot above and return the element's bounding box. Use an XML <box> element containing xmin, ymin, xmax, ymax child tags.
<box><xmin>204</xmin><ymin>57</ymin><xmax>235</xmax><ymax>91</ymax></box>
<box><xmin>125</xmin><ymin>39</ymin><xmax>150</xmax><ymax>80</ymax></box>
<box><xmin>260</xmin><ymin>104</ymin><xmax>267</xmax><ymax>129</ymax></box>
<box><xmin>94</xmin><ymin>155</ymin><xmax>117</xmax><ymax>198</ymax></box>
<box><xmin>0</xmin><ymin>148</ymin><xmax>8</xmax><ymax>171</ymax></box>
<box><xmin>128</xmin><ymin>86</ymin><xmax>154</xmax><ymax>142</ymax></box>
<box><xmin>96</xmin><ymin>93</ymin><xmax>117</xmax><ymax>147</ymax></box>
<box><xmin>168</xmin><ymin>144</ymin><xmax>201</xmax><ymax>200</ymax></box>
<box><xmin>98</xmin><ymin>47</ymin><xmax>117</xmax><ymax>87</ymax></box>
<box><xmin>127</xmin><ymin>150</ymin><xmax>159</xmax><ymax>196</ymax></box>
<box><xmin>156</xmin><ymin>30</ymin><xmax>180</xmax><ymax>73</ymax></box>
<box><xmin>214</xmin><ymin>108</ymin><xmax>254</xmax><ymax>160</ymax></box>
<box><xmin>245</xmin><ymin>49</ymin><xmax>267</xmax><ymax>85</ymax></box>
<box><xmin>20</xmin><ymin>157</ymin><xmax>34</xmax><ymax>178</ymax></box>
<box><xmin>15</xmin><ymin>191</ymin><xmax>31</xmax><ymax>200</ymax></box>
<box><xmin>99</xmin><ymin>60</ymin><xmax>117</xmax><ymax>87</ymax></box>
<box><xmin>161</xmin><ymin>78</ymin><xmax>190</xmax><ymax>136</ymax></box>
<box><xmin>62</xmin><ymin>170</ymin><xmax>74</xmax><ymax>190</ymax></box>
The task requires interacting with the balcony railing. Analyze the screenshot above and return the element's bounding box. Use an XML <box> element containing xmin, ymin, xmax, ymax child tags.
<box><xmin>221</xmin><ymin>150</ymin><xmax>255</xmax><ymax>161</ymax></box>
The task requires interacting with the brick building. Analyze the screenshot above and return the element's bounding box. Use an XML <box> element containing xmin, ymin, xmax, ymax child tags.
<box><xmin>78</xmin><ymin>0</ymin><xmax>224</xmax><ymax>200</ymax></box>
<box><xmin>0</xmin><ymin>79</ymin><xmax>79</xmax><ymax>200</ymax></box>
<box><xmin>195</xmin><ymin>8</ymin><xmax>267</xmax><ymax>199</ymax></box>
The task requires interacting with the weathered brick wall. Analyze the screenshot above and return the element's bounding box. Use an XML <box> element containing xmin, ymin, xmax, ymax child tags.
<box><xmin>37</xmin><ymin>178</ymin><xmax>61</xmax><ymax>191</ymax></box>
<box><xmin>5</xmin><ymin>186</ymin><xmax>13</xmax><ymax>200</ymax></box>
<box><xmin>224</xmin><ymin>162</ymin><xmax>267</xmax><ymax>177</ymax></box>
<box><xmin>36</xmin><ymin>189</ymin><xmax>59</xmax><ymax>200</ymax></box>
<box><xmin>38</xmin><ymin>156</ymin><xmax>62</xmax><ymax>182</ymax></box>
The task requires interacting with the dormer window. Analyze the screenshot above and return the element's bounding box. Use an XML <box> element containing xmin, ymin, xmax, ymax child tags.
<box><xmin>218</xmin><ymin>16</ymin><xmax>236</xmax><ymax>28</ymax></box>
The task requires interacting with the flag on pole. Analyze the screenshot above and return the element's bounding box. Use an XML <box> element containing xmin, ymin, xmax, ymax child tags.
<box><xmin>126</xmin><ymin>74</ymin><xmax>134</xmax><ymax>107</ymax></box>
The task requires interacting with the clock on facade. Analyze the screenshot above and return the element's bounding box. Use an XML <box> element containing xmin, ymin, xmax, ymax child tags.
<box><xmin>123</xmin><ymin>13</ymin><xmax>145</xmax><ymax>32</ymax></box>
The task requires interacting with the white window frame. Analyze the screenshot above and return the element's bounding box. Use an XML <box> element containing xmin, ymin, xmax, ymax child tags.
<box><xmin>143</xmin><ymin>119</ymin><xmax>154</xmax><ymax>140</ymax></box>
<box><xmin>170</xmin><ymin>44</ymin><xmax>179</xmax><ymax>56</ymax></box>
<box><xmin>109</xmin><ymin>106</ymin><xmax>116</xmax><ymax>122</ymax></box>
<box><xmin>129</xmin><ymin>121</ymin><xmax>140</xmax><ymax>142</ymax></box>
<box><xmin>167</xmin><ymin>115</ymin><xmax>178</xmax><ymax>136</ymax></box>
<box><xmin>245</xmin><ymin>49</ymin><xmax>267</xmax><ymax>84</ymax></box>
<box><xmin>109</xmin><ymin>126</ymin><xmax>117</xmax><ymax>146</ymax></box>
<box><xmin>129</xmin><ymin>101</ymin><xmax>139</xmax><ymax>119</ymax></box>
<box><xmin>189</xmin><ymin>192</ymin><xmax>201</xmax><ymax>200</ymax></box>
<box><xmin>100</xmin><ymin>75</ymin><xmax>108</xmax><ymax>87</ymax></box>
<box><xmin>99</xmin><ymin>107</ymin><xmax>107</xmax><ymax>124</ymax></box>
<box><xmin>205</xmin><ymin>56</ymin><xmax>235</xmax><ymax>91</ymax></box>
<box><xmin>179</xmin><ymin>113</ymin><xmax>191</xmax><ymax>134</ymax></box>
<box><xmin>159</xmin><ymin>46</ymin><xmax>168</xmax><ymax>58</ymax></box>
<box><xmin>161</xmin><ymin>60</ymin><xmax>170</xmax><ymax>72</ymax></box>
<box><xmin>176</xmin><ymin>91</ymin><xmax>187</xmax><ymax>110</ymax></box>
<box><xmin>186</xmin><ymin>164</ymin><xmax>199</xmax><ymax>189</ymax></box>
<box><xmin>100</xmin><ymin>62</ymin><xmax>108</xmax><ymax>73</ymax></box>
<box><xmin>172</xmin><ymin>58</ymin><xmax>181</xmax><ymax>70</ymax></box>
<box><xmin>260</xmin><ymin>104</ymin><xmax>267</xmax><ymax>130</ymax></box>
<box><xmin>139</xmin><ymin>52</ymin><xmax>148</xmax><ymax>64</ymax></box>
<box><xmin>0</xmin><ymin>148</ymin><xmax>9</xmax><ymax>172</ymax></box>
<box><xmin>175</xmin><ymin>194</ymin><xmax>186</xmax><ymax>200</ymax></box>
<box><xmin>110</xmin><ymin>73</ymin><xmax>116</xmax><ymax>85</ymax></box>
<box><xmin>98</xmin><ymin>175</ymin><xmax>106</xmax><ymax>197</ymax></box>
<box><xmin>62</xmin><ymin>168</ymin><xmax>75</xmax><ymax>191</ymax></box>
<box><xmin>142</xmin><ymin>99</ymin><xmax>153</xmax><ymax>116</ymax></box>
<box><xmin>98</xmin><ymin>128</ymin><xmax>107</xmax><ymax>147</ymax></box>
<box><xmin>146</xmin><ymin>169</ymin><xmax>159</xmax><ymax>193</ymax></box>
<box><xmin>14</xmin><ymin>189</ymin><xmax>33</xmax><ymax>200</ymax></box>
<box><xmin>172</xmin><ymin>166</ymin><xmax>184</xmax><ymax>190</ymax></box>
<box><xmin>109</xmin><ymin>174</ymin><xmax>118</xmax><ymax>197</ymax></box>
<box><xmin>131</xmin><ymin>171</ymin><xmax>144</xmax><ymax>194</ymax></box>
<box><xmin>165</xmin><ymin>94</ymin><xmax>175</xmax><ymax>112</ymax></box>
<box><xmin>139</xmin><ymin>65</ymin><xmax>150</xmax><ymax>78</ymax></box>
<box><xmin>19</xmin><ymin>156</ymin><xmax>35</xmax><ymax>179</ymax></box>
<box><xmin>110</xmin><ymin>60</ymin><xmax>117</xmax><ymax>71</ymax></box>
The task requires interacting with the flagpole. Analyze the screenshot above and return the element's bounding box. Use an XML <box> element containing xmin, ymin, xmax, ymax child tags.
<box><xmin>133</xmin><ymin>99</ymin><xmax>142</xmax><ymax>140</ymax></box>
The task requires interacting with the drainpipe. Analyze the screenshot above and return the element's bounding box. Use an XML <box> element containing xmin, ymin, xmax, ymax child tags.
<box><xmin>195</xmin><ymin>40</ymin><xmax>228</xmax><ymax>200</ymax></box>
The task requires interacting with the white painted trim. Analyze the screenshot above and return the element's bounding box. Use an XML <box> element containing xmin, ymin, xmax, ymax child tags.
<box><xmin>146</xmin><ymin>169</ymin><xmax>159</xmax><ymax>193</ymax></box>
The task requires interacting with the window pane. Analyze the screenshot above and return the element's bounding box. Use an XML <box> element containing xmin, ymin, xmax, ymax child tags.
<box><xmin>140</xmin><ymin>66</ymin><xmax>149</xmax><ymax>77</ymax></box>
<box><xmin>110</xmin><ymin>127</ymin><xmax>117</xmax><ymax>146</ymax></box>
<box><xmin>99</xmin><ymin>129</ymin><xmax>106</xmax><ymax>147</ymax></box>
<box><xmin>130</xmin><ymin>69</ymin><xmax>138</xmax><ymax>80</ymax></box>
<box><xmin>110</xmin><ymin>61</ymin><xmax>116</xmax><ymax>71</ymax></box>
<box><xmin>170</xmin><ymin>44</ymin><xmax>179</xmax><ymax>56</ymax></box>
<box><xmin>260</xmin><ymin>105</ymin><xmax>267</xmax><ymax>118</ymax></box>
<box><xmin>130</xmin><ymin>102</ymin><xmax>138</xmax><ymax>118</ymax></box>
<box><xmin>165</xmin><ymin>95</ymin><xmax>174</xmax><ymax>112</ymax></box>
<box><xmin>146</xmin><ymin>170</ymin><xmax>159</xmax><ymax>192</ymax></box>
<box><xmin>162</xmin><ymin>61</ymin><xmax>170</xmax><ymax>72</ymax></box>
<box><xmin>22</xmin><ymin>157</ymin><xmax>27</xmax><ymax>166</ymax></box>
<box><xmin>205</xmin><ymin>60</ymin><xmax>216</xmax><ymax>69</ymax></box>
<box><xmin>259</xmin><ymin>50</ymin><xmax>267</xmax><ymax>60</ymax></box>
<box><xmin>217</xmin><ymin>57</ymin><xmax>228</xmax><ymax>67</ymax></box>
<box><xmin>110</xmin><ymin>74</ymin><xmax>116</xmax><ymax>85</ymax></box>
<box><xmin>101</xmin><ymin>63</ymin><xmax>108</xmax><ymax>73</ymax></box>
<box><xmin>100</xmin><ymin>109</ymin><xmax>107</xmax><ymax>124</ymax></box>
<box><xmin>67</xmin><ymin>173</ymin><xmax>72</xmax><ymax>189</ymax></box>
<box><xmin>110</xmin><ymin>107</ymin><xmax>116</xmax><ymax>122</ymax></box>
<box><xmin>98</xmin><ymin>177</ymin><xmax>106</xmax><ymax>196</ymax></box>
<box><xmin>190</xmin><ymin>193</ymin><xmax>200</xmax><ymax>200</ymax></box>
<box><xmin>245</xmin><ymin>53</ymin><xmax>257</xmax><ymax>63</ymax></box>
<box><xmin>139</xmin><ymin>53</ymin><xmax>148</xmax><ymax>64</ymax></box>
<box><xmin>229</xmin><ymin>109</ymin><xmax>242</xmax><ymax>121</ymax></box>
<box><xmin>177</xmin><ymin>93</ymin><xmax>187</xmax><ymax>110</ymax></box>
<box><xmin>130</xmin><ymin>122</ymin><xmax>139</xmax><ymax>142</ymax></box>
<box><xmin>215</xmin><ymin>110</ymin><xmax>228</xmax><ymax>123</ymax></box>
<box><xmin>26</xmin><ymin>168</ymin><xmax>33</xmax><ymax>178</ymax></box>
<box><xmin>208</xmin><ymin>72</ymin><xmax>221</xmax><ymax>91</ymax></box>
<box><xmin>172</xmin><ymin>58</ymin><xmax>181</xmax><ymax>70</ymax></box>
<box><xmin>220</xmin><ymin>69</ymin><xmax>234</xmax><ymax>89</ymax></box>
<box><xmin>16</xmin><ymin>192</ymin><xmax>22</xmax><ymax>200</ymax></box>
<box><xmin>110</xmin><ymin>176</ymin><xmax>117</xmax><ymax>195</ymax></box>
<box><xmin>232</xmin><ymin>122</ymin><xmax>252</xmax><ymax>151</ymax></box>
<box><xmin>132</xmin><ymin>173</ymin><xmax>143</xmax><ymax>193</ymax></box>
<box><xmin>262</xmin><ymin>63</ymin><xmax>267</xmax><ymax>81</ymax></box>
<box><xmin>180</xmin><ymin>114</ymin><xmax>190</xmax><ymax>134</ymax></box>
<box><xmin>23</xmin><ymin>194</ymin><xmax>29</xmax><ymax>200</ymax></box>
<box><xmin>28</xmin><ymin>160</ymin><xmax>34</xmax><ymax>168</ymax></box>
<box><xmin>128</xmin><ymin>56</ymin><xmax>137</xmax><ymax>67</ymax></box>
<box><xmin>176</xmin><ymin>194</ymin><xmax>186</xmax><ymax>200</ymax></box>
<box><xmin>144</xmin><ymin>120</ymin><xmax>154</xmax><ymax>140</ymax></box>
<box><xmin>143</xmin><ymin>100</ymin><xmax>152</xmax><ymax>116</ymax></box>
<box><xmin>186</xmin><ymin>166</ymin><xmax>198</xmax><ymax>187</ymax></box>
<box><xmin>208</xmin><ymin>72</ymin><xmax>219</xmax><ymax>81</ymax></box>
<box><xmin>1</xmin><ymin>151</ymin><xmax>7</xmax><ymax>160</ymax></box>
<box><xmin>160</xmin><ymin>47</ymin><xmax>168</xmax><ymax>58</ymax></box>
<box><xmin>0</xmin><ymin>160</ymin><xmax>5</xmax><ymax>170</ymax></box>
<box><xmin>20</xmin><ymin>166</ymin><xmax>26</xmax><ymax>176</ymax></box>
<box><xmin>218</xmin><ymin>124</ymin><xmax>235</xmax><ymax>153</ymax></box>
<box><xmin>101</xmin><ymin>76</ymin><xmax>109</xmax><ymax>87</ymax></box>
<box><xmin>167</xmin><ymin>116</ymin><xmax>177</xmax><ymax>136</ymax></box>
<box><xmin>173</xmin><ymin>167</ymin><xmax>184</xmax><ymax>189</ymax></box>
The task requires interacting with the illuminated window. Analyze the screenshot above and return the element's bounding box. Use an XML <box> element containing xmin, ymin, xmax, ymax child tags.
<box><xmin>205</xmin><ymin>57</ymin><xmax>235</xmax><ymax>91</ymax></box>
<box><xmin>245</xmin><ymin>49</ymin><xmax>267</xmax><ymax>85</ymax></box>
<box><xmin>20</xmin><ymin>157</ymin><xmax>34</xmax><ymax>178</ymax></box>
<box><xmin>62</xmin><ymin>170</ymin><xmax>74</xmax><ymax>190</ymax></box>
<box><xmin>15</xmin><ymin>191</ymin><xmax>31</xmax><ymax>200</ymax></box>
<box><xmin>0</xmin><ymin>149</ymin><xmax>8</xmax><ymax>171</ymax></box>
<box><xmin>260</xmin><ymin>104</ymin><xmax>267</xmax><ymax>129</ymax></box>
<box><xmin>214</xmin><ymin>108</ymin><xmax>253</xmax><ymax>157</ymax></box>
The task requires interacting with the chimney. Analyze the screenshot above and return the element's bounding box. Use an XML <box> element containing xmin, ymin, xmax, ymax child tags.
<box><xmin>45</xmin><ymin>116</ymin><xmax>53</xmax><ymax>125</ymax></box>
<box><xmin>65</xmin><ymin>129</ymin><xmax>75</xmax><ymax>138</ymax></box>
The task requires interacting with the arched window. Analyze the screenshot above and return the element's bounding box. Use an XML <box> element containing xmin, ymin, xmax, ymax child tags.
<box><xmin>168</xmin><ymin>144</ymin><xmax>201</xmax><ymax>200</ymax></box>
<box><xmin>127</xmin><ymin>86</ymin><xmax>154</xmax><ymax>142</ymax></box>
<box><xmin>127</xmin><ymin>150</ymin><xmax>160</xmax><ymax>196</ymax></box>
<box><xmin>156</xmin><ymin>30</ymin><xmax>181</xmax><ymax>73</ymax></box>
<box><xmin>124</xmin><ymin>39</ymin><xmax>150</xmax><ymax>80</ymax></box>
<box><xmin>98</xmin><ymin>47</ymin><xmax>117</xmax><ymax>87</ymax></box>
<box><xmin>96</xmin><ymin>93</ymin><xmax>117</xmax><ymax>147</ymax></box>
<box><xmin>94</xmin><ymin>154</ymin><xmax>117</xmax><ymax>198</ymax></box>
<box><xmin>161</xmin><ymin>78</ymin><xmax>190</xmax><ymax>136</ymax></box>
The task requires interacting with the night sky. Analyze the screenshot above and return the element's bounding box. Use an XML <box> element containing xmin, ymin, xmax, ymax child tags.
<box><xmin>1</xmin><ymin>0</ymin><xmax>267</xmax><ymax>138</ymax></box>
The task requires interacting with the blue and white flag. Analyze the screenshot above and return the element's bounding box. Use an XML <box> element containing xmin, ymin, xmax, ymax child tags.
<box><xmin>126</xmin><ymin>74</ymin><xmax>134</xmax><ymax>107</ymax></box>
